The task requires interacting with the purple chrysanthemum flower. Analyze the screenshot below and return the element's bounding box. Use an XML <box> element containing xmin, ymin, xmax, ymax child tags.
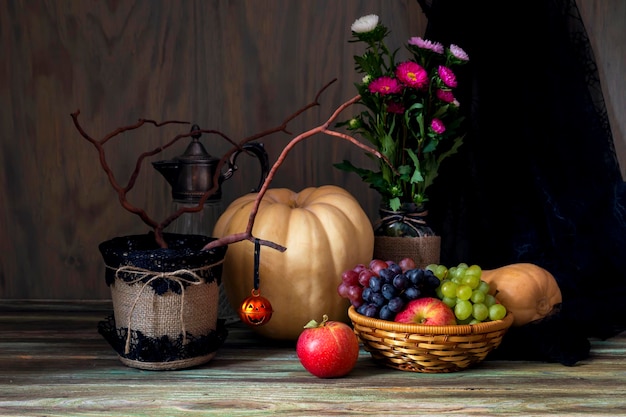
<box><xmin>407</xmin><ymin>37</ymin><xmax>444</xmax><ymax>54</ymax></box>
<box><xmin>438</xmin><ymin>66</ymin><xmax>457</xmax><ymax>88</ymax></box>
<box><xmin>368</xmin><ymin>76</ymin><xmax>403</xmax><ymax>95</ymax></box>
<box><xmin>449</xmin><ymin>44</ymin><xmax>469</xmax><ymax>61</ymax></box>
<box><xmin>395</xmin><ymin>61</ymin><xmax>429</xmax><ymax>89</ymax></box>
<box><xmin>386</xmin><ymin>101</ymin><xmax>405</xmax><ymax>114</ymax></box>
<box><xmin>436</xmin><ymin>89</ymin><xmax>455</xmax><ymax>103</ymax></box>
<box><xmin>430</xmin><ymin>118</ymin><xmax>446</xmax><ymax>134</ymax></box>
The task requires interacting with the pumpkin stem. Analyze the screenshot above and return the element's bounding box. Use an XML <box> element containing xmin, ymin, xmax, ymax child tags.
<box><xmin>303</xmin><ymin>314</ymin><xmax>329</xmax><ymax>329</ymax></box>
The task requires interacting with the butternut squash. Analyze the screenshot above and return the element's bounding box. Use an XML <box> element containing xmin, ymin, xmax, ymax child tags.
<box><xmin>481</xmin><ymin>263</ymin><xmax>562</xmax><ymax>327</ymax></box>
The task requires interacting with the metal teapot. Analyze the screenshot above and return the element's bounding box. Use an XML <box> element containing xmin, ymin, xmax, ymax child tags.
<box><xmin>152</xmin><ymin>124</ymin><xmax>270</xmax><ymax>203</ymax></box>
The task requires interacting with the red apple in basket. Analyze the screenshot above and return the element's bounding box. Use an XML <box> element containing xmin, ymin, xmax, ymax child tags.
<box><xmin>296</xmin><ymin>314</ymin><xmax>360</xmax><ymax>378</ymax></box>
<box><xmin>394</xmin><ymin>297</ymin><xmax>457</xmax><ymax>325</ymax></box>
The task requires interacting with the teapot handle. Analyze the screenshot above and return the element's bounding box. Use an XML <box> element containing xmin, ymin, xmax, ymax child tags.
<box><xmin>222</xmin><ymin>142</ymin><xmax>270</xmax><ymax>192</ymax></box>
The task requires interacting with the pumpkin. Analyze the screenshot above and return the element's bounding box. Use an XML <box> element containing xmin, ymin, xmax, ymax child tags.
<box><xmin>481</xmin><ymin>263</ymin><xmax>562</xmax><ymax>327</ymax></box>
<box><xmin>213</xmin><ymin>185</ymin><xmax>374</xmax><ymax>340</ymax></box>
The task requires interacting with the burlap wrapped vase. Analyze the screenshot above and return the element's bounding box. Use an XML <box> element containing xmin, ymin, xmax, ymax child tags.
<box><xmin>373</xmin><ymin>235</ymin><xmax>441</xmax><ymax>268</ymax></box>
<box><xmin>373</xmin><ymin>203</ymin><xmax>441</xmax><ymax>267</ymax></box>
<box><xmin>97</xmin><ymin>232</ymin><xmax>228</xmax><ymax>370</ymax></box>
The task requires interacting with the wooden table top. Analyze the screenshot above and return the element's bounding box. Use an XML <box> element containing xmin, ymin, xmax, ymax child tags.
<box><xmin>1</xmin><ymin>300</ymin><xmax>625</xmax><ymax>417</ymax></box>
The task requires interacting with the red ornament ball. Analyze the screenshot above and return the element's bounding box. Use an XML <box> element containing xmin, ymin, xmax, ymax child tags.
<box><xmin>239</xmin><ymin>289</ymin><xmax>273</xmax><ymax>326</ymax></box>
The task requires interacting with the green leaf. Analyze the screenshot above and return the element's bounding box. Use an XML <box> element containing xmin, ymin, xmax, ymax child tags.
<box><xmin>389</xmin><ymin>197</ymin><xmax>401</xmax><ymax>211</ymax></box>
<box><xmin>333</xmin><ymin>160</ymin><xmax>391</xmax><ymax>197</ymax></box>
<box><xmin>333</xmin><ymin>160</ymin><xmax>365</xmax><ymax>174</ymax></box>
<box><xmin>397</xmin><ymin>164</ymin><xmax>413</xmax><ymax>176</ymax></box>
<box><xmin>422</xmin><ymin>137</ymin><xmax>438</xmax><ymax>153</ymax></box>
<box><xmin>410</xmin><ymin>169</ymin><xmax>424</xmax><ymax>184</ymax></box>
<box><xmin>405</xmin><ymin>150</ymin><xmax>424</xmax><ymax>184</ymax></box>
<box><xmin>380</xmin><ymin>132</ymin><xmax>396</xmax><ymax>159</ymax></box>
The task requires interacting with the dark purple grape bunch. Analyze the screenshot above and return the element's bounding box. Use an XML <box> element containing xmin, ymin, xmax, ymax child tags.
<box><xmin>337</xmin><ymin>258</ymin><xmax>441</xmax><ymax>321</ymax></box>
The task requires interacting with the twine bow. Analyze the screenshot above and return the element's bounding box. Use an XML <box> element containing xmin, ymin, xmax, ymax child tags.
<box><xmin>374</xmin><ymin>206</ymin><xmax>430</xmax><ymax>237</ymax></box>
<box><xmin>107</xmin><ymin>260</ymin><xmax>223</xmax><ymax>354</ymax></box>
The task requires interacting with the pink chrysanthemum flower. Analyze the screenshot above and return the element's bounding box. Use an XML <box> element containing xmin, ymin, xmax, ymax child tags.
<box><xmin>395</xmin><ymin>61</ymin><xmax>429</xmax><ymax>89</ymax></box>
<box><xmin>407</xmin><ymin>37</ymin><xmax>444</xmax><ymax>54</ymax></box>
<box><xmin>386</xmin><ymin>101</ymin><xmax>405</xmax><ymax>114</ymax></box>
<box><xmin>368</xmin><ymin>76</ymin><xmax>403</xmax><ymax>95</ymax></box>
<box><xmin>436</xmin><ymin>89</ymin><xmax>455</xmax><ymax>103</ymax></box>
<box><xmin>449</xmin><ymin>44</ymin><xmax>469</xmax><ymax>61</ymax></box>
<box><xmin>438</xmin><ymin>66</ymin><xmax>457</xmax><ymax>88</ymax></box>
<box><xmin>430</xmin><ymin>118</ymin><xmax>446</xmax><ymax>134</ymax></box>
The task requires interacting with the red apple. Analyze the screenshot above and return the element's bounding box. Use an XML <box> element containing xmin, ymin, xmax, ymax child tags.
<box><xmin>296</xmin><ymin>315</ymin><xmax>360</xmax><ymax>378</ymax></box>
<box><xmin>394</xmin><ymin>297</ymin><xmax>457</xmax><ymax>325</ymax></box>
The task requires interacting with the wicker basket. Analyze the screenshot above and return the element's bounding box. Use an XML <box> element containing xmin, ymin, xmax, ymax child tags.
<box><xmin>348</xmin><ymin>305</ymin><xmax>514</xmax><ymax>373</ymax></box>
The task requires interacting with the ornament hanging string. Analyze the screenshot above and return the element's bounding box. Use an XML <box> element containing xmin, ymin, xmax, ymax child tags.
<box><xmin>253</xmin><ymin>237</ymin><xmax>260</xmax><ymax>294</ymax></box>
<box><xmin>238</xmin><ymin>238</ymin><xmax>273</xmax><ymax>326</ymax></box>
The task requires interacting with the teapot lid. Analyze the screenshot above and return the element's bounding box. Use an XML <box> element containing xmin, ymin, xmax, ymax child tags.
<box><xmin>177</xmin><ymin>124</ymin><xmax>217</xmax><ymax>164</ymax></box>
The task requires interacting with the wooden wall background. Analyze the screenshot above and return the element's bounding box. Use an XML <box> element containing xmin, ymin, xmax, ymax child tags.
<box><xmin>1</xmin><ymin>0</ymin><xmax>624</xmax><ymax>300</ymax></box>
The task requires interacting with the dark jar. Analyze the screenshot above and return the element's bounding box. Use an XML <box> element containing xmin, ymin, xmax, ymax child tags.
<box><xmin>374</xmin><ymin>202</ymin><xmax>435</xmax><ymax>237</ymax></box>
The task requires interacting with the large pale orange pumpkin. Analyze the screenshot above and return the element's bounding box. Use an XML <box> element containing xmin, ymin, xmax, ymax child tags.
<box><xmin>481</xmin><ymin>263</ymin><xmax>562</xmax><ymax>327</ymax></box>
<box><xmin>213</xmin><ymin>185</ymin><xmax>374</xmax><ymax>340</ymax></box>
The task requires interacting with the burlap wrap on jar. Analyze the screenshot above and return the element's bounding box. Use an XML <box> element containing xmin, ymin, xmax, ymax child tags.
<box><xmin>97</xmin><ymin>232</ymin><xmax>228</xmax><ymax>370</ymax></box>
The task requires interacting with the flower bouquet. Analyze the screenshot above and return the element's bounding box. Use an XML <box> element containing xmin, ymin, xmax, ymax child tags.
<box><xmin>335</xmin><ymin>14</ymin><xmax>469</xmax><ymax>243</ymax></box>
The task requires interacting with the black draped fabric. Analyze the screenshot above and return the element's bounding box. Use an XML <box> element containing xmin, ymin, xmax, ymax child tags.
<box><xmin>416</xmin><ymin>0</ymin><xmax>626</xmax><ymax>365</ymax></box>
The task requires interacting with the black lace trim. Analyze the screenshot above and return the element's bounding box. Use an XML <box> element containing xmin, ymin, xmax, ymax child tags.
<box><xmin>99</xmin><ymin>232</ymin><xmax>227</xmax><ymax>294</ymax></box>
<box><xmin>97</xmin><ymin>314</ymin><xmax>228</xmax><ymax>363</ymax></box>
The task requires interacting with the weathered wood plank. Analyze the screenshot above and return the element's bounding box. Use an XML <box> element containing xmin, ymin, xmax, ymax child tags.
<box><xmin>1</xmin><ymin>301</ymin><xmax>625</xmax><ymax>416</ymax></box>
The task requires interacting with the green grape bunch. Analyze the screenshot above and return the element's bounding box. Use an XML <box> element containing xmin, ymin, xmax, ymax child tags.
<box><xmin>428</xmin><ymin>263</ymin><xmax>508</xmax><ymax>324</ymax></box>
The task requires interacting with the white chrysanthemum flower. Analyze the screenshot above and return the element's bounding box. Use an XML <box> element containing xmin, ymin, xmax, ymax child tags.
<box><xmin>351</xmin><ymin>14</ymin><xmax>379</xmax><ymax>33</ymax></box>
<box><xmin>362</xmin><ymin>74</ymin><xmax>372</xmax><ymax>84</ymax></box>
<box><xmin>450</xmin><ymin>44</ymin><xmax>469</xmax><ymax>61</ymax></box>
